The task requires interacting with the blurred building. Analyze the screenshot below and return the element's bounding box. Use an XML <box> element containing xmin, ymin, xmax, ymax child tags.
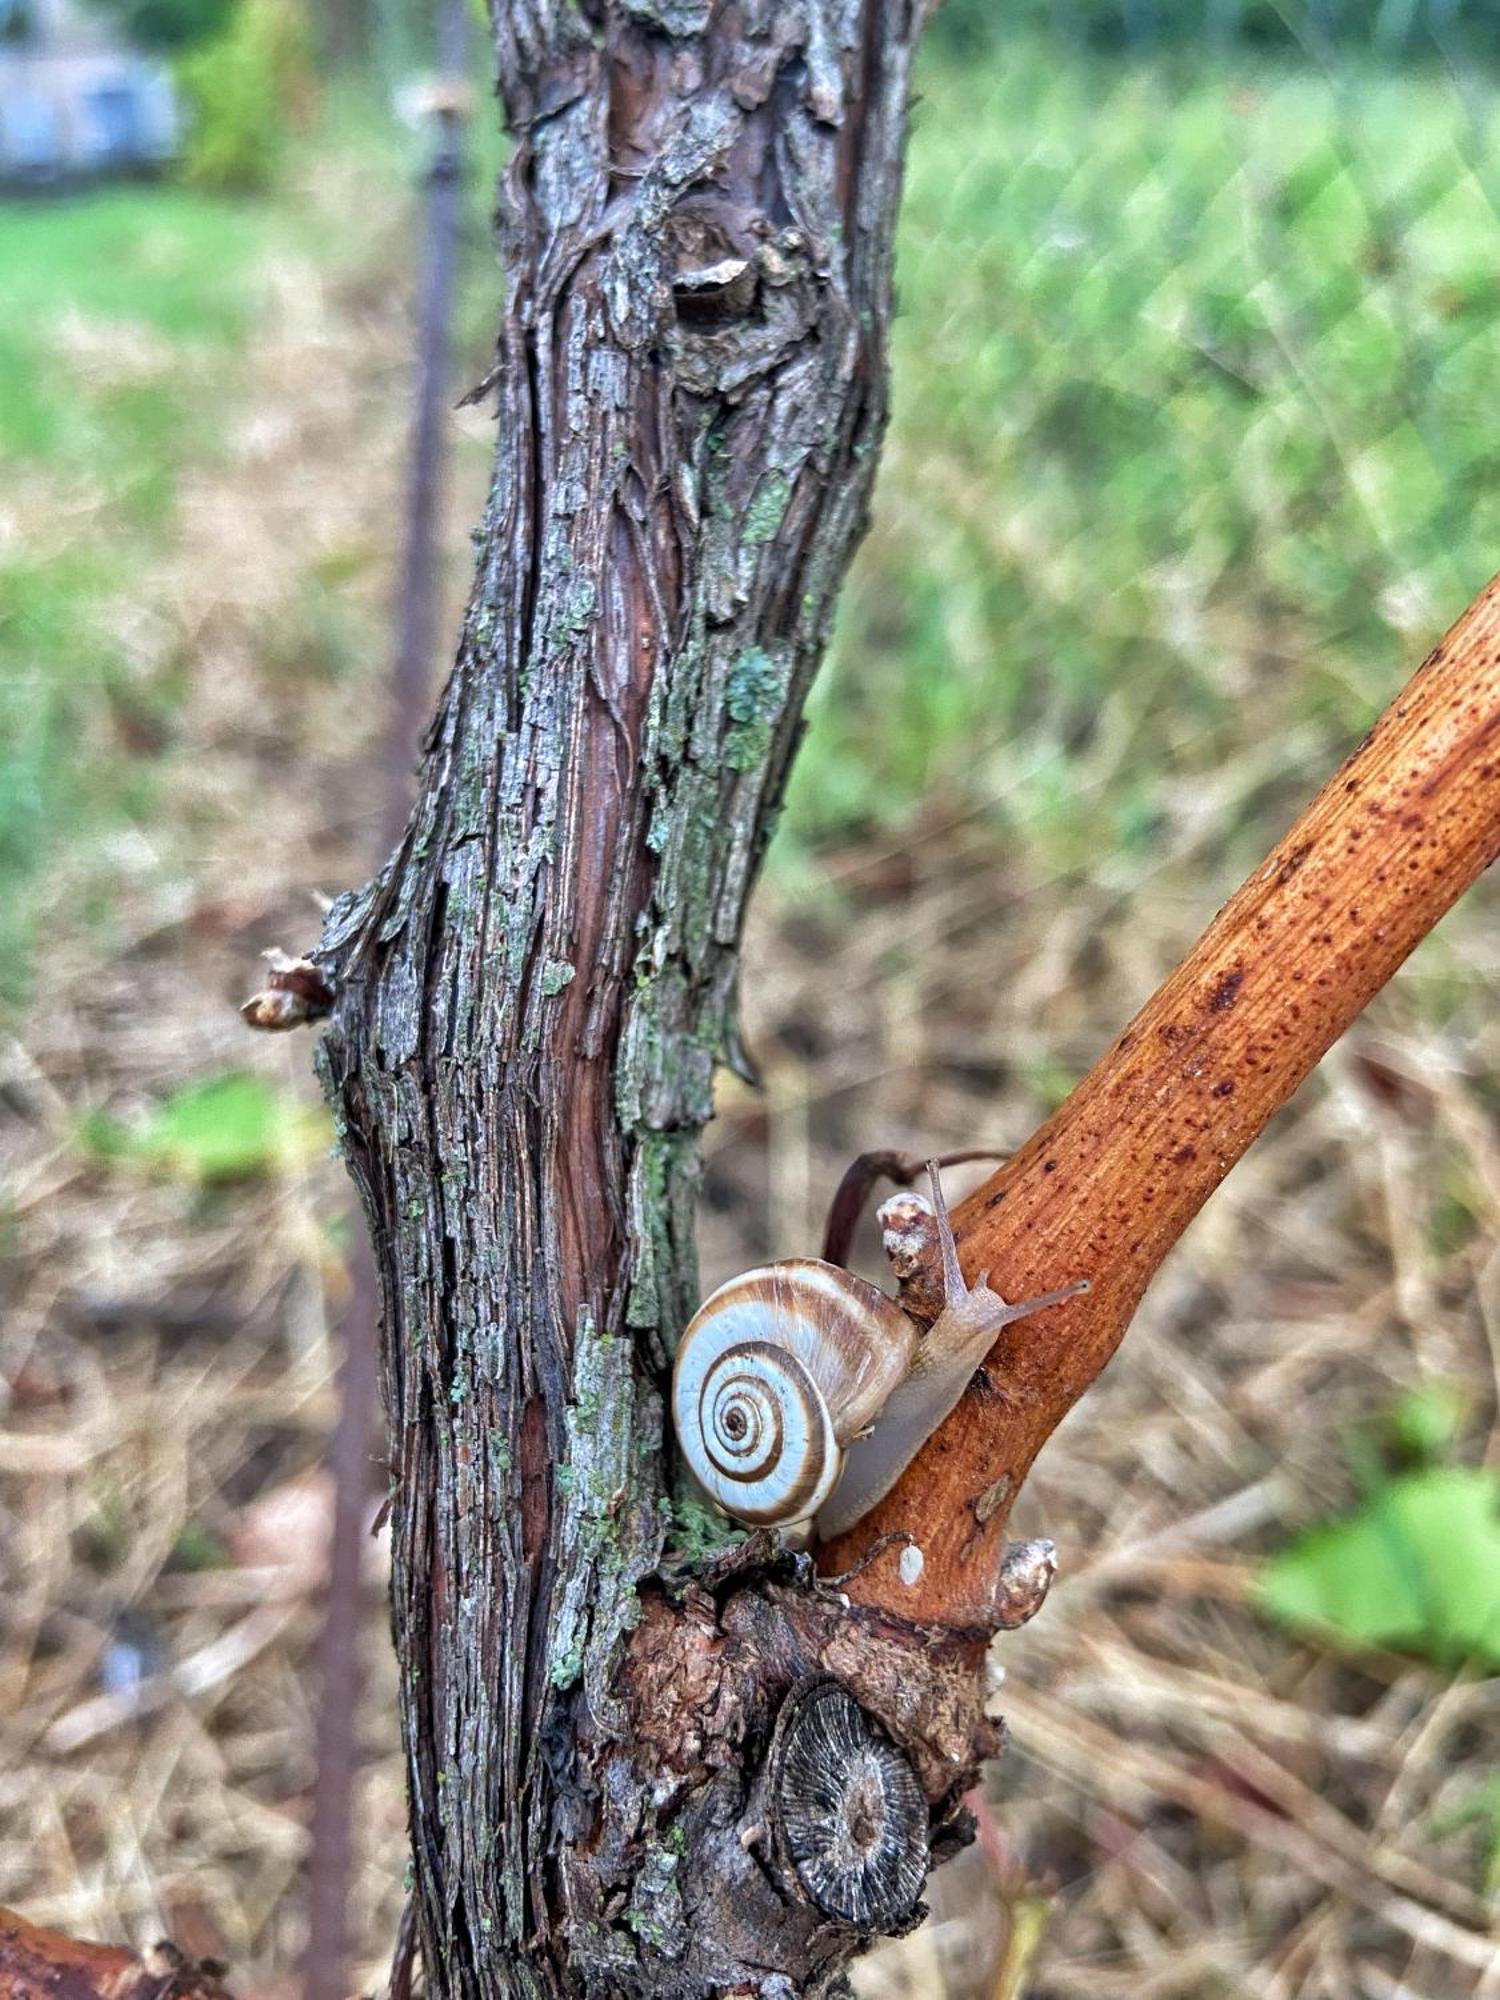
<box><xmin>0</xmin><ymin>0</ymin><xmax>177</xmax><ymax>181</ymax></box>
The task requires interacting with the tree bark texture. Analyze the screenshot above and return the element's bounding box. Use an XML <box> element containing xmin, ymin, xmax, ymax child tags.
<box><xmin>314</xmin><ymin>6</ymin><xmax>941</xmax><ymax>1995</ymax></box>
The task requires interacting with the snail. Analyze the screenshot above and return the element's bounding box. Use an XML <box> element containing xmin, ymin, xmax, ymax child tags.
<box><xmin>671</xmin><ymin>1161</ymin><xmax>1087</xmax><ymax>1538</ymax></box>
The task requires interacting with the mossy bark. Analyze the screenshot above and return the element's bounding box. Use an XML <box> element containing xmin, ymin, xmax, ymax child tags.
<box><xmin>313</xmin><ymin>6</ymin><xmax>978</xmax><ymax>1994</ymax></box>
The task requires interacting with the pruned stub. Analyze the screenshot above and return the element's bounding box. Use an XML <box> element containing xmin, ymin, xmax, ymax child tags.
<box><xmin>769</xmin><ymin>1678</ymin><xmax>928</xmax><ymax>1933</ymax></box>
<box><xmin>599</xmin><ymin>1577</ymin><xmax>994</xmax><ymax>1991</ymax></box>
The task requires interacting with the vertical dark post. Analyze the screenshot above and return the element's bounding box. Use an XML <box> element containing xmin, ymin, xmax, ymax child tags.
<box><xmin>321</xmin><ymin>0</ymin><xmax>372</xmax><ymax>72</ymax></box>
<box><xmin>384</xmin><ymin>0</ymin><xmax>470</xmax><ymax>841</ymax></box>
<box><xmin>302</xmin><ymin>13</ymin><xmax>469</xmax><ymax>1998</ymax></box>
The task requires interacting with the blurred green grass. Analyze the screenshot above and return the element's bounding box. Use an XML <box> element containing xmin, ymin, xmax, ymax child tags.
<box><xmin>0</xmin><ymin>84</ymin><xmax>499</xmax><ymax>1014</ymax></box>
<box><xmin>4</xmin><ymin>33</ymin><xmax>1500</xmax><ymax>1002</ymax></box>
<box><xmin>0</xmin><ymin>190</ymin><xmax>270</xmax><ymax>1002</ymax></box>
<box><xmin>789</xmin><ymin>37</ymin><xmax>1500</xmax><ymax>878</ymax></box>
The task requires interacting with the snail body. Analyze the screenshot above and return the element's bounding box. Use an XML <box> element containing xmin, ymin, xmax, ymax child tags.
<box><xmin>672</xmin><ymin>1164</ymin><xmax>1087</xmax><ymax>1538</ymax></box>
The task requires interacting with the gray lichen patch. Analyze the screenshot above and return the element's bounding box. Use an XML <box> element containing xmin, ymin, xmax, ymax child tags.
<box><xmin>742</xmin><ymin>472</ymin><xmax>791</xmax><ymax>546</ymax></box>
<box><xmin>547</xmin><ymin>1314</ymin><xmax>665</xmax><ymax>1713</ymax></box>
<box><xmin>724</xmin><ymin>643</ymin><xmax>793</xmax><ymax>772</ymax></box>
<box><xmin>623</xmin><ymin>1835</ymin><xmax>686</xmax><ymax>1957</ymax></box>
<box><xmin>660</xmin><ymin>1488</ymin><xmax>744</xmax><ymax>1565</ymax></box>
<box><xmin>623</xmin><ymin>1129</ymin><xmax>701</xmax><ymax>1356</ymax></box>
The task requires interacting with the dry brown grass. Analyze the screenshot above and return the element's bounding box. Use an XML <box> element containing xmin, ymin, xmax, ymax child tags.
<box><xmin>3</xmin><ymin>138</ymin><xmax>1500</xmax><ymax>2000</ymax></box>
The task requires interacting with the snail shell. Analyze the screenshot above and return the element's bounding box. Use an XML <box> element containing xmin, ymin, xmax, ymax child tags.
<box><xmin>671</xmin><ymin>1259</ymin><xmax>919</xmax><ymax>1527</ymax></box>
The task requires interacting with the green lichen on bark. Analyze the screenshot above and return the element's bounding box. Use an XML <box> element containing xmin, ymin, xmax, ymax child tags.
<box><xmin>312</xmin><ymin>3</ymin><xmax>926</xmax><ymax>1993</ymax></box>
<box><xmin>546</xmin><ymin>1313</ymin><xmax>661</xmax><ymax>1701</ymax></box>
<box><xmin>624</xmin><ymin>1838</ymin><xmax>686</xmax><ymax>1955</ymax></box>
<box><xmin>660</xmin><ymin>1488</ymin><xmax>745</xmax><ymax>1565</ymax></box>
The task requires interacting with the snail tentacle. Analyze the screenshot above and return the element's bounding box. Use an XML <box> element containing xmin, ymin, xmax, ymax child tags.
<box><xmin>671</xmin><ymin>1167</ymin><xmax>1087</xmax><ymax>1539</ymax></box>
<box><xmin>817</xmin><ymin>1166</ymin><xmax>1087</xmax><ymax>1539</ymax></box>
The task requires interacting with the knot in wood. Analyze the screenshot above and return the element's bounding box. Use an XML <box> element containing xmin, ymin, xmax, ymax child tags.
<box><xmin>769</xmin><ymin>1677</ymin><xmax>928</xmax><ymax>1933</ymax></box>
<box><xmin>664</xmin><ymin>203</ymin><xmax>762</xmax><ymax>323</ymax></box>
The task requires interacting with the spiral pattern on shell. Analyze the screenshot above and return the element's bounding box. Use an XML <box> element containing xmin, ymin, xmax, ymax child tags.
<box><xmin>671</xmin><ymin>1260</ymin><xmax>919</xmax><ymax>1529</ymax></box>
<box><xmin>686</xmin><ymin>1338</ymin><xmax>838</xmax><ymax>1525</ymax></box>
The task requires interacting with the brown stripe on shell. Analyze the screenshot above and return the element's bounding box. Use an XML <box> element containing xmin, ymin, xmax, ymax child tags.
<box><xmin>690</xmin><ymin>1260</ymin><xmax>919</xmax><ymax>1440</ymax></box>
<box><xmin>698</xmin><ymin>1339</ymin><xmax>828</xmax><ymax>1525</ymax></box>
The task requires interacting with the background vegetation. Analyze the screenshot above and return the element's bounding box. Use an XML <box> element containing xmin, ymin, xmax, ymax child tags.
<box><xmin>2</xmin><ymin>5</ymin><xmax>1498</xmax><ymax>1994</ymax></box>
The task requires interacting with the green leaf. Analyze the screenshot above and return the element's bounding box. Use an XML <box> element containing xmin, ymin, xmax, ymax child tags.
<box><xmin>1256</xmin><ymin>1468</ymin><xmax>1500</xmax><ymax>1672</ymax></box>
<box><xmin>84</xmin><ymin>1070</ymin><xmax>325</xmax><ymax>1184</ymax></box>
<box><xmin>1388</xmin><ymin>1383</ymin><xmax>1466</xmax><ymax>1465</ymax></box>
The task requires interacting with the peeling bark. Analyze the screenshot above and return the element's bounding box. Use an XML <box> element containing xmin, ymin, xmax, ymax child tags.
<box><xmin>313</xmin><ymin>5</ymin><xmax>941</xmax><ymax>1994</ymax></box>
<box><xmin>0</xmin><ymin>1910</ymin><xmax>232</xmax><ymax>2000</ymax></box>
